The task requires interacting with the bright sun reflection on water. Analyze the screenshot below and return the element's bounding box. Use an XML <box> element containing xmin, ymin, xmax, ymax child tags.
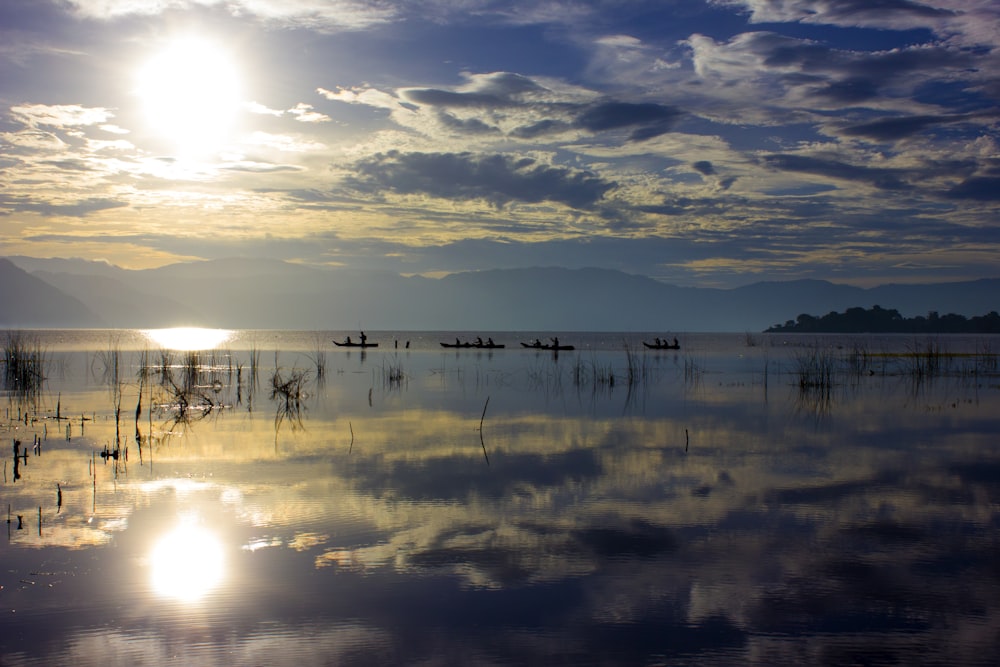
<box><xmin>150</xmin><ymin>521</ymin><xmax>225</xmax><ymax>602</ymax></box>
<box><xmin>144</xmin><ymin>327</ymin><xmax>232</xmax><ymax>350</ymax></box>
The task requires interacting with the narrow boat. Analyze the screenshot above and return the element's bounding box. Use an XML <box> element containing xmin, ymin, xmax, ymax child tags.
<box><xmin>333</xmin><ymin>340</ymin><xmax>379</xmax><ymax>348</ymax></box>
<box><xmin>643</xmin><ymin>341</ymin><xmax>680</xmax><ymax>350</ymax></box>
<box><xmin>520</xmin><ymin>342</ymin><xmax>575</xmax><ymax>351</ymax></box>
<box><xmin>440</xmin><ymin>342</ymin><xmax>505</xmax><ymax>349</ymax></box>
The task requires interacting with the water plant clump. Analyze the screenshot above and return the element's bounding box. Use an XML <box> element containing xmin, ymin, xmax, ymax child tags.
<box><xmin>270</xmin><ymin>366</ymin><xmax>309</xmax><ymax>438</ymax></box>
<box><xmin>794</xmin><ymin>347</ymin><xmax>837</xmax><ymax>390</ymax></box>
<box><xmin>380</xmin><ymin>358</ymin><xmax>405</xmax><ymax>389</ymax></box>
<box><xmin>2</xmin><ymin>331</ymin><xmax>47</xmax><ymax>394</ymax></box>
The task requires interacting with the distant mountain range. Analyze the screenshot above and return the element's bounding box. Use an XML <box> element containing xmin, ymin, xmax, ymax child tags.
<box><xmin>2</xmin><ymin>256</ymin><xmax>998</xmax><ymax>332</ymax></box>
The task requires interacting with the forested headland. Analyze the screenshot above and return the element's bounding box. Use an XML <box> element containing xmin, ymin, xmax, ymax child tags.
<box><xmin>766</xmin><ymin>306</ymin><xmax>1000</xmax><ymax>333</ymax></box>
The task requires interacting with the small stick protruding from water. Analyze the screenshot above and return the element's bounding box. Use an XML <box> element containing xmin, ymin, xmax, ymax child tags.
<box><xmin>349</xmin><ymin>421</ymin><xmax>354</xmax><ymax>454</ymax></box>
<box><xmin>479</xmin><ymin>396</ymin><xmax>491</xmax><ymax>465</ymax></box>
<box><xmin>479</xmin><ymin>396</ymin><xmax>490</xmax><ymax>431</ymax></box>
<box><xmin>685</xmin><ymin>428</ymin><xmax>689</xmax><ymax>452</ymax></box>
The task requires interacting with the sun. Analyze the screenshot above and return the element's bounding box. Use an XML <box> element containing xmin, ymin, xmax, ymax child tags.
<box><xmin>135</xmin><ymin>37</ymin><xmax>243</xmax><ymax>156</ymax></box>
<box><xmin>150</xmin><ymin>521</ymin><xmax>225</xmax><ymax>602</ymax></box>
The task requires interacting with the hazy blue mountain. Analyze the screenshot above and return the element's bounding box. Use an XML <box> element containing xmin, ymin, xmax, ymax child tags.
<box><xmin>8</xmin><ymin>255</ymin><xmax>122</xmax><ymax>279</ymax></box>
<box><xmin>30</xmin><ymin>270</ymin><xmax>205</xmax><ymax>328</ymax></box>
<box><xmin>3</xmin><ymin>256</ymin><xmax>998</xmax><ymax>331</ymax></box>
<box><xmin>0</xmin><ymin>258</ymin><xmax>103</xmax><ymax>328</ymax></box>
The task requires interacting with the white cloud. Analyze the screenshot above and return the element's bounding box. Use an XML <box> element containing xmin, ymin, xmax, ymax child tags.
<box><xmin>98</xmin><ymin>124</ymin><xmax>131</xmax><ymax>134</ymax></box>
<box><xmin>712</xmin><ymin>0</ymin><xmax>1000</xmax><ymax>48</ymax></box>
<box><xmin>1</xmin><ymin>129</ymin><xmax>69</xmax><ymax>152</ymax></box>
<box><xmin>288</xmin><ymin>103</ymin><xmax>331</xmax><ymax>123</ymax></box>
<box><xmin>11</xmin><ymin>104</ymin><xmax>115</xmax><ymax>128</ymax></box>
<box><xmin>62</xmin><ymin>0</ymin><xmax>398</xmax><ymax>30</ymax></box>
<box><xmin>317</xmin><ymin>86</ymin><xmax>400</xmax><ymax>110</ymax></box>
<box><xmin>245</xmin><ymin>131</ymin><xmax>327</xmax><ymax>152</ymax></box>
<box><xmin>246</xmin><ymin>101</ymin><xmax>285</xmax><ymax>116</ymax></box>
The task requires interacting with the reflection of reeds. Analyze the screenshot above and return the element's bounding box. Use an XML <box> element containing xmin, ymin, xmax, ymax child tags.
<box><xmin>2</xmin><ymin>331</ymin><xmax>47</xmax><ymax>396</ymax></box>
<box><xmin>270</xmin><ymin>367</ymin><xmax>309</xmax><ymax>442</ymax></box>
<box><xmin>623</xmin><ymin>342</ymin><xmax>650</xmax><ymax>386</ymax></box>
<box><xmin>310</xmin><ymin>334</ymin><xmax>327</xmax><ymax>379</ymax></box>
<box><xmin>572</xmin><ymin>355</ymin><xmax>615</xmax><ymax>389</ymax></box>
<box><xmin>794</xmin><ymin>347</ymin><xmax>836</xmax><ymax>389</ymax></box>
<box><xmin>976</xmin><ymin>338</ymin><xmax>998</xmax><ymax>373</ymax></box>
<box><xmin>683</xmin><ymin>356</ymin><xmax>703</xmax><ymax>384</ymax></box>
<box><xmin>845</xmin><ymin>341</ymin><xmax>873</xmax><ymax>378</ymax></box>
<box><xmin>271</xmin><ymin>367</ymin><xmax>308</xmax><ymax>401</ymax></box>
<box><xmin>93</xmin><ymin>336</ymin><xmax>123</xmax><ymax>390</ymax></box>
<box><xmin>380</xmin><ymin>358</ymin><xmax>405</xmax><ymax>389</ymax></box>
<box><xmin>903</xmin><ymin>338</ymin><xmax>943</xmax><ymax>379</ymax></box>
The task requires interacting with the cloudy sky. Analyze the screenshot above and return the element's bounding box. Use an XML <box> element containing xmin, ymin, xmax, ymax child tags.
<box><xmin>1</xmin><ymin>0</ymin><xmax>998</xmax><ymax>287</ymax></box>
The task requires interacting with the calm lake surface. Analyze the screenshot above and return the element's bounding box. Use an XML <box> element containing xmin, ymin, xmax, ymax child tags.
<box><xmin>2</xmin><ymin>329</ymin><xmax>999</xmax><ymax>666</ymax></box>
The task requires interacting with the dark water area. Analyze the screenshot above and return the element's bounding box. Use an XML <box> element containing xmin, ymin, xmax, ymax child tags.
<box><xmin>2</xmin><ymin>329</ymin><xmax>1000</xmax><ymax>665</ymax></box>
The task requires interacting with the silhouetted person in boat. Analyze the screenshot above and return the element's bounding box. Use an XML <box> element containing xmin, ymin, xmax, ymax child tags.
<box><xmin>476</xmin><ymin>337</ymin><xmax>483</xmax><ymax>346</ymax></box>
<box><xmin>551</xmin><ymin>336</ymin><xmax>559</xmax><ymax>348</ymax></box>
<box><xmin>345</xmin><ymin>336</ymin><xmax>352</xmax><ymax>344</ymax></box>
<box><xmin>533</xmin><ymin>338</ymin><xmax>542</xmax><ymax>347</ymax></box>
<box><xmin>673</xmin><ymin>337</ymin><xmax>679</xmax><ymax>347</ymax></box>
<box><xmin>360</xmin><ymin>331</ymin><xmax>367</xmax><ymax>345</ymax></box>
<box><xmin>456</xmin><ymin>337</ymin><xmax>461</xmax><ymax>346</ymax></box>
<box><xmin>654</xmin><ymin>337</ymin><xmax>661</xmax><ymax>346</ymax></box>
<box><xmin>487</xmin><ymin>337</ymin><xmax>494</xmax><ymax>346</ymax></box>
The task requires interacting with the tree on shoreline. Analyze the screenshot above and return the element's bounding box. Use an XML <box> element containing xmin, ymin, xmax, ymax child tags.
<box><xmin>766</xmin><ymin>306</ymin><xmax>1000</xmax><ymax>333</ymax></box>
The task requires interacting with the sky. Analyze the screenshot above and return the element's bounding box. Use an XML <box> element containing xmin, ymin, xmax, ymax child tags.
<box><xmin>1</xmin><ymin>0</ymin><xmax>998</xmax><ymax>288</ymax></box>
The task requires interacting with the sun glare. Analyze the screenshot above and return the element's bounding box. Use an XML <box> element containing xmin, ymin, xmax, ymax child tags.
<box><xmin>135</xmin><ymin>37</ymin><xmax>243</xmax><ymax>155</ymax></box>
<box><xmin>150</xmin><ymin>521</ymin><xmax>225</xmax><ymax>602</ymax></box>
<box><xmin>144</xmin><ymin>327</ymin><xmax>233</xmax><ymax>350</ymax></box>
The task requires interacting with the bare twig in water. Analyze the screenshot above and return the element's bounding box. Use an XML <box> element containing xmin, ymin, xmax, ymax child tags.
<box><xmin>479</xmin><ymin>396</ymin><xmax>490</xmax><ymax>465</ymax></box>
<box><xmin>479</xmin><ymin>396</ymin><xmax>490</xmax><ymax>431</ymax></box>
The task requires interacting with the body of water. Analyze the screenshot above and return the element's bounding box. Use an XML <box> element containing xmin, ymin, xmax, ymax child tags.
<box><xmin>2</xmin><ymin>330</ymin><xmax>999</xmax><ymax>665</ymax></box>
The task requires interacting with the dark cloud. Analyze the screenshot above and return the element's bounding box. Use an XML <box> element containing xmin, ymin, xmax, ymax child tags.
<box><xmin>343</xmin><ymin>151</ymin><xmax>616</xmax><ymax>209</ymax></box>
<box><xmin>944</xmin><ymin>177</ymin><xmax>1000</xmax><ymax>201</ymax></box>
<box><xmin>437</xmin><ymin>111</ymin><xmax>498</xmax><ymax>134</ymax></box>
<box><xmin>815</xmin><ymin>0</ymin><xmax>956</xmax><ymax>22</ymax></box>
<box><xmin>510</xmin><ymin>119</ymin><xmax>572</xmax><ymax>139</ymax></box>
<box><xmin>575</xmin><ymin>101</ymin><xmax>683</xmax><ymax>141</ymax></box>
<box><xmin>718</xmin><ymin>176</ymin><xmax>738</xmax><ymax>190</ymax></box>
<box><xmin>762</xmin><ymin>154</ymin><xmax>909</xmax><ymax>190</ymax></box>
<box><xmin>0</xmin><ymin>195</ymin><xmax>127</xmax><ymax>217</ymax></box>
<box><xmin>839</xmin><ymin>114</ymin><xmax>970</xmax><ymax>141</ymax></box>
<box><xmin>403</xmin><ymin>88</ymin><xmax>509</xmax><ymax>108</ymax></box>
<box><xmin>812</xmin><ymin>77</ymin><xmax>880</xmax><ymax>103</ymax></box>
<box><xmin>402</xmin><ymin>72</ymin><xmax>544</xmax><ymax>108</ymax></box>
<box><xmin>222</xmin><ymin>163</ymin><xmax>306</xmax><ymax>173</ymax></box>
<box><xmin>844</xmin><ymin>46</ymin><xmax>975</xmax><ymax>80</ymax></box>
<box><xmin>692</xmin><ymin>161</ymin><xmax>715</xmax><ymax>175</ymax></box>
<box><xmin>745</xmin><ymin>31</ymin><xmax>978</xmax><ymax>102</ymax></box>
